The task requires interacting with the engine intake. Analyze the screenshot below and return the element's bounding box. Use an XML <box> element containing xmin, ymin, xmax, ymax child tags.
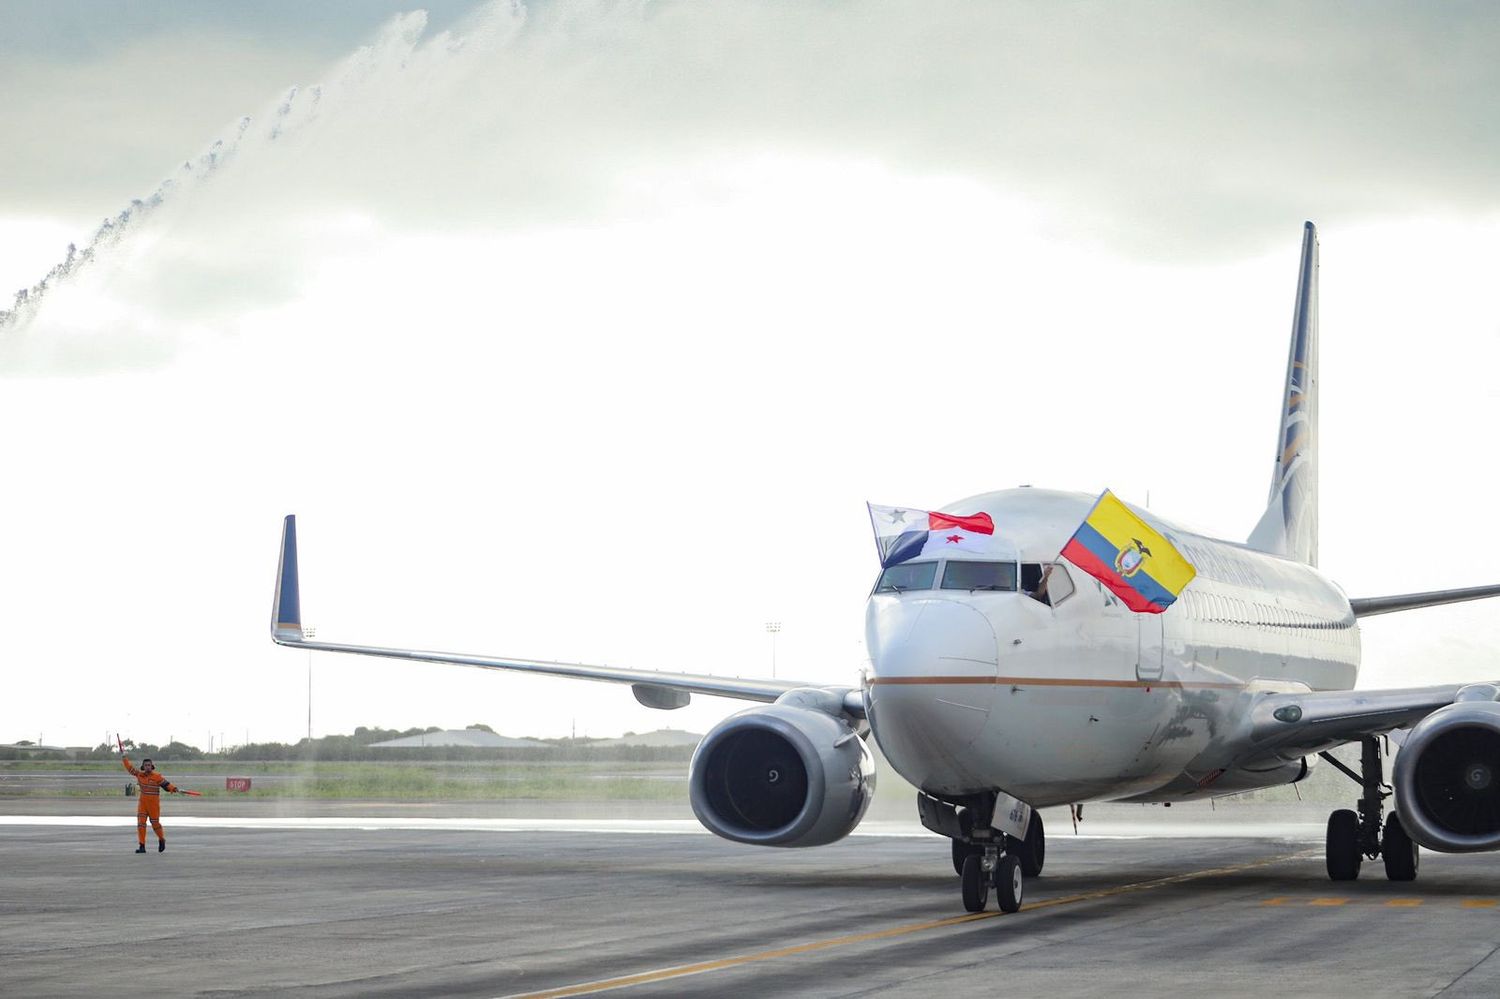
<box><xmin>689</xmin><ymin>693</ymin><xmax>875</xmax><ymax>848</ymax></box>
<box><xmin>1394</xmin><ymin>700</ymin><xmax>1500</xmax><ymax>852</ymax></box>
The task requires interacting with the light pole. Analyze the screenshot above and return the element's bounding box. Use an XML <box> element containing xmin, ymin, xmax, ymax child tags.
<box><xmin>303</xmin><ymin>625</ymin><xmax>317</xmax><ymax>741</ymax></box>
<box><xmin>765</xmin><ymin>622</ymin><xmax>781</xmax><ymax>678</ymax></box>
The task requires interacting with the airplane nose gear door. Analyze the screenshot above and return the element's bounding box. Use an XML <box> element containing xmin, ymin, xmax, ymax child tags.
<box><xmin>1137</xmin><ymin>613</ymin><xmax>1164</xmax><ymax>682</ymax></box>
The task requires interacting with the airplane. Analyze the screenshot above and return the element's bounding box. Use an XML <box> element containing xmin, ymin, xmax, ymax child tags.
<box><xmin>270</xmin><ymin>221</ymin><xmax>1500</xmax><ymax>915</ymax></box>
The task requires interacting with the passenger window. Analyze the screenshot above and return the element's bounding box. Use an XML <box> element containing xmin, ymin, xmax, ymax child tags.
<box><xmin>874</xmin><ymin>561</ymin><xmax>937</xmax><ymax>593</ymax></box>
<box><xmin>941</xmin><ymin>561</ymin><xmax>1018</xmax><ymax>593</ymax></box>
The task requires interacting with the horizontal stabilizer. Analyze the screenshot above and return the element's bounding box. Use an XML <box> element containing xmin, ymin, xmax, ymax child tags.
<box><xmin>1350</xmin><ymin>583</ymin><xmax>1500</xmax><ymax>618</ymax></box>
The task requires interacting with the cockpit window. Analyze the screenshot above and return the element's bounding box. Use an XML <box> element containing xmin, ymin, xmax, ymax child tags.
<box><xmin>1021</xmin><ymin>562</ymin><xmax>1075</xmax><ymax>606</ymax></box>
<box><xmin>940</xmin><ymin>561</ymin><xmax>1018</xmax><ymax>592</ymax></box>
<box><xmin>874</xmin><ymin>561</ymin><xmax>938</xmax><ymax>593</ymax></box>
<box><xmin>1042</xmin><ymin>563</ymin><xmax>1074</xmax><ymax>605</ymax></box>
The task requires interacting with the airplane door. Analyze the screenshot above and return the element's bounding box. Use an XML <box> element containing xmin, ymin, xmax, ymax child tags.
<box><xmin>1137</xmin><ymin>613</ymin><xmax>1164</xmax><ymax>681</ymax></box>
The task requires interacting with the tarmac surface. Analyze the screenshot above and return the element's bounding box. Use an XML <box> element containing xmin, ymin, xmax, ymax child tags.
<box><xmin>5</xmin><ymin>809</ymin><xmax>1500</xmax><ymax>998</ymax></box>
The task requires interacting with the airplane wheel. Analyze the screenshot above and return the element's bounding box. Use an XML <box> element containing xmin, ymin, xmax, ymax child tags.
<box><xmin>1326</xmin><ymin>809</ymin><xmax>1362</xmax><ymax>881</ymax></box>
<box><xmin>1021</xmin><ymin>812</ymin><xmax>1045</xmax><ymax>877</ymax></box>
<box><xmin>1382</xmin><ymin>813</ymin><xmax>1419</xmax><ymax>882</ymax></box>
<box><xmin>952</xmin><ymin>839</ymin><xmax>980</xmax><ymax>876</ymax></box>
<box><xmin>996</xmin><ymin>855</ymin><xmax>1024</xmax><ymax>913</ymax></box>
<box><xmin>960</xmin><ymin>854</ymin><xmax>989</xmax><ymax>912</ymax></box>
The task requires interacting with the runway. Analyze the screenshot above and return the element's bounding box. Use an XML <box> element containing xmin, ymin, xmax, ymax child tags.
<box><xmin>4</xmin><ymin>816</ymin><xmax>1500</xmax><ymax>998</ymax></box>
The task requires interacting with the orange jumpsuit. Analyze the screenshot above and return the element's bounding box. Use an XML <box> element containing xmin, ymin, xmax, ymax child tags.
<box><xmin>122</xmin><ymin>756</ymin><xmax>177</xmax><ymax>847</ymax></box>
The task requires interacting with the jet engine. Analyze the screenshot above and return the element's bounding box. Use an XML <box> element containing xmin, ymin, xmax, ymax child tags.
<box><xmin>688</xmin><ymin>690</ymin><xmax>875</xmax><ymax>847</ymax></box>
<box><xmin>1393</xmin><ymin>698</ymin><xmax>1500</xmax><ymax>852</ymax></box>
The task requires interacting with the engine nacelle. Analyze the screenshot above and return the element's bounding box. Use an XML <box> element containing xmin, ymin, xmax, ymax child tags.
<box><xmin>1393</xmin><ymin>700</ymin><xmax>1500</xmax><ymax>852</ymax></box>
<box><xmin>688</xmin><ymin>691</ymin><xmax>875</xmax><ymax>848</ymax></box>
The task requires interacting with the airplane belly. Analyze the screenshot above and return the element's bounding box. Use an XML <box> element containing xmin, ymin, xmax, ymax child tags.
<box><xmin>966</xmin><ymin>684</ymin><xmax>1189</xmax><ymax>804</ymax></box>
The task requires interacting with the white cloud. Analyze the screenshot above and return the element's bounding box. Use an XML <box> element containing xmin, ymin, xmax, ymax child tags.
<box><xmin>2</xmin><ymin>1</ymin><xmax>1498</xmax><ymax>748</ymax></box>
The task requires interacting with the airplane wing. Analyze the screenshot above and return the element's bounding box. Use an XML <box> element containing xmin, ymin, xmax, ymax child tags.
<box><xmin>1233</xmin><ymin>584</ymin><xmax>1500</xmax><ymax>755</ymax></box>
<box><xmin>1248</xmin><ymin>685</ymin><xmax>1465</xmax><ymax>753</ymax></box>
<box><xmin>1239</xmin><ymin>682</ymin><xmax>1500</xmax><ymax>763</ymax></box>
<box><xmin>270</xmin><ymin>515</ymin><xmax>851</xmax><ymax>711</ymax></box>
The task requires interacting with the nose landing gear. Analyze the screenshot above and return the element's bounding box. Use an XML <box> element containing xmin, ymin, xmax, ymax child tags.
<box><xmin>949</xmin><ymin>793</ymin><xmax>1026</xmax><ymax>914</ymax></box>
<box><xmin>920</xmin><ymin>790</ymin><xmax>1031</xmax><ymax>913</ymax></box>
<box><xmin>959</xmin><ymin>842</ymin><xmax>1023</xmax><ymax>913</ymax></box>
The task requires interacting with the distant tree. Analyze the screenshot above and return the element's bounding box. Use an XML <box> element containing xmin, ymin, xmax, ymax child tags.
<box><xmin>159</xmin><ymin>741</ymin><xmax>203</xmax><ymax>759</ymax></box>
<box><xmin>466</xmin><ymin>723</ymin><xmax>496</xmax><ymax>733</ymax></box>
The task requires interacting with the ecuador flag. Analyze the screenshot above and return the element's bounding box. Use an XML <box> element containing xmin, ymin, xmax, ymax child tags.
<box><xmin>1060</xmin><ymin>490</ymin><xmax>1195</xmax><ymax>614</ymax></box>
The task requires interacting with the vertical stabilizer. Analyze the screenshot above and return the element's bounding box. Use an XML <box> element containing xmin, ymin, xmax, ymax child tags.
<box><xmin>1248</xmin><ymin>222</ymin><xmax>1319</xmax><ymax>565</ymax></box>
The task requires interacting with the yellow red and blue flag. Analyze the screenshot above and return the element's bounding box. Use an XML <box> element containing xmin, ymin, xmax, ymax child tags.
<box><xmin>1060</xmin><ymin>490</ymin><xmax>1195</xmax><ymax>614</ymax></box>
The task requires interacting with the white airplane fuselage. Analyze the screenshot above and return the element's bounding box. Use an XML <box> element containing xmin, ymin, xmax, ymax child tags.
<box><xmin>865</xmin><ymin>487</ymin><xmax>1360</xmax><ymax>807</ymax></box>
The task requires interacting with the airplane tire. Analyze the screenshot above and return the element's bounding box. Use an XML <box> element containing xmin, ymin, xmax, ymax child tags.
<box><xmin>1021</xmin><ymin>812</ymin><xmax>1045</xmax><ymax>877</ymax></box>
<box><xmin>1326</xmin><ymin>809</ymin><xmax>1362</xmax><ymax>881</ymax></box>
<box><xmin>960</xmin><ymin>854</ymin><xmax>989</xmax><ymax>912</ymax></box>
<box><xmin>952</xmin><ymin>839</ymin><xmax>980</xmax><ymax>876</ymax></box>
<box><xmin>996</xmin><ymin>855</ymin><xmax>1023</xmax><ymax>913</ymax></box>
<box><xmin>1382</xmin><ymin>813</ymin><xmax>1419</xmax><ymax>882</ymax></box>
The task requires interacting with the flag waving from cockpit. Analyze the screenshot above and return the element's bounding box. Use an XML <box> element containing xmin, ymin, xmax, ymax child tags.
<box><xmin>867</xmin><ymin>504</ymin><xmax>998</xmax><ymax>568</ymax></box>
<box><xmin>1060</xmin><ymin>490</ymin><xmax>1196</xmax><ymax>613</ymax></box>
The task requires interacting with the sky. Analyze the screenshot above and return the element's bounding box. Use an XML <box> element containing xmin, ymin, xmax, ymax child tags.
<box><xmin>2</xmin><ymin>0</ymin><xmax>1498</xmax><ymax>750</ymax></box>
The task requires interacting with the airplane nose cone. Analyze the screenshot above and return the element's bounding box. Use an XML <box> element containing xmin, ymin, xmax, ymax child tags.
<box><xmin>865</xmin><ymin>598</ymin><xmax>999</xmax><ymax>791</ymax></box>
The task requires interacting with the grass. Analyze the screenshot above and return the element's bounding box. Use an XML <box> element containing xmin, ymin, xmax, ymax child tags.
<box><xmin>0</xmin><ymin>760</ymin><xmax>688</xmax><ymax>801</ymax></box>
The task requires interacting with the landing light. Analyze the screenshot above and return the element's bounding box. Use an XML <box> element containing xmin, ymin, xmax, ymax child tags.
<box><xmin>1274</xmin><ymin>705</ymin><xmax>1304</xmax><ymax>723</ymax></box>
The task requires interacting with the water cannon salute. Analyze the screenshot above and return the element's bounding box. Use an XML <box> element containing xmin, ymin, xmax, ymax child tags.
<box><xmin>6</xmin><ymin>3</ymin><xmax>1500</xmax><ymax>994</ymax></box>
<box><xmin>273</xmin><ymin>221</ymin><xmax>1500</xmax><ymax>914</ymax></box>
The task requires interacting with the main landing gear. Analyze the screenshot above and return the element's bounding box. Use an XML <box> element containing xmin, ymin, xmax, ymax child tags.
<box><xmin>946</xmin><ymin>797</ymin><xmax>1044</xmax><ymax>914</ymax></box>
<box><xmin>1321</xmin><ymin>735</ymin><xmax>1419</xmax><ymax>882</ymax></box>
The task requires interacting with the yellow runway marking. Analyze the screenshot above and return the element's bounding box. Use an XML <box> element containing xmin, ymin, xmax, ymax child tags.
<box><xmin>501</xmin><ymin>850</ymin><xmax>1315</xmax><ymax>999</ymax></box>
<box><xmin>1265</xmin><ymin>897</ymin><xmax>1498</xmax><ymax>909</ymax></box>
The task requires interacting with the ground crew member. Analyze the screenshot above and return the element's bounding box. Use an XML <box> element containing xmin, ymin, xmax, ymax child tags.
<box><xmin>122</xmin><ymin>754</ymin><xmax>179</xmax><ymax>853</ymax></box>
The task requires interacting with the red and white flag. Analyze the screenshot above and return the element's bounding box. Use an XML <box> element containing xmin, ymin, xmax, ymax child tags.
<box><xmin>867</xmin><ymin>503</ymin><xmax>1000</xmax><ymax>567</ymax></box>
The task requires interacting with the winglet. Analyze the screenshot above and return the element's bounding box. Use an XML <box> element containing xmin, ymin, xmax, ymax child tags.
<box><xmin>271</xmin><ymin>515</ymin><xmax>304</xmax><ymax>645</ymax></box>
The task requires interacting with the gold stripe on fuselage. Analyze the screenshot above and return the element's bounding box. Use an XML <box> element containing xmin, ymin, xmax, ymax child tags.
<box><xmin>867</xmin><ymin>675</ymin><xmax>1244</xmax><ymax>690</ymax></box>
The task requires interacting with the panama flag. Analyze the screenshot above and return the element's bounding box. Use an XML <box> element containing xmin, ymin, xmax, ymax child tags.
<box><xmin>867</xmin><ymin>504</ymin><xmax>999</xmax><ymax>568</ymax></box>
